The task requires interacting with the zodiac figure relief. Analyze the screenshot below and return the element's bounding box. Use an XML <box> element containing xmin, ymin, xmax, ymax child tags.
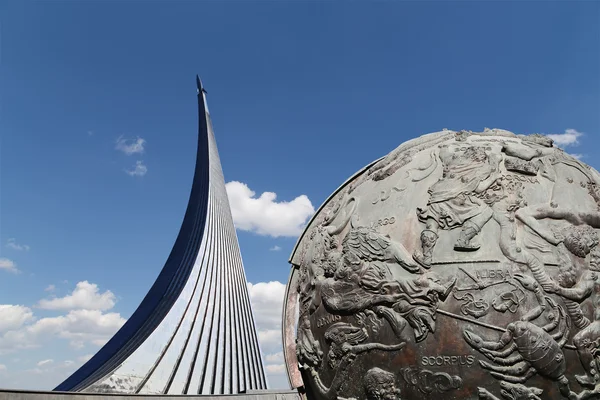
<box><xmin>296</xmin><ymin>253</ymin><xmax>324</xmax><ymax>369</ymax></box>
<box><xmin>400</xmin><ymin>367</ymin><xmax>462</xmax><ymax>394</ymax></box>
<box><xmin>322</xmin><ymin>195</ymin><xmax>357</xmax><ymax>237</ymax></box>
<box><xmin>492</xmin><ymin>283</ymin><xmax>525</xmax><ymax>314</ymax></box>
<box><xmin>477</xmin><ymin>381</ymin><xmax>543</xmax><ymax>400</ymax></box>
<box><xmin>569</xmin><ymin>349</ymin><xmax>600</xmax><ymax>399</ymax></box>
<box><xmin>519</xmin><ymin>133</ymin><xmax>555</xmax><ymax>148</ymax></box>
<box><xmin>319</xmin><ymin>250</ymin><xmax>455</xmax><ymax>342</ymax></box>
<box><xmin>295</xmin><ymin>212</ymin><xmax>347</xmax><ymax>369</ymax></box>
<box><xmin>464</xmin><ymin>273</ymin><xmax>572</xmax><ymax>397</ymax></box>
<box><xmin>515</xmin><ymin>205</ymin><xmax>600</xmax><ymax>248</ymax></box>
<box><xmin>324</xmin><ymin>323</ymin><xmax>406</xmax><ymax>369</ymax></box>
<box><xmin>503</xmin><ymin>138</ymin><xmax>600</xmax><ymax>208</ymax></box>
<box><xmin>309</xmin><ymin>323</ymin><xmax>405</xmax><ymax>400</ymax></box>
<box><xmin>511</xmin><ymin>206</ymin><xmax>600</xmax><ymax>332</ymax></box>
<box><xmin>342</xmin><ymin>222</ymin><xmax>421</xmax><ymax>274</ymax></box>
<box><xmin>295</xmin><ymin>189</ymin><xmax>455</xmax><ymax>398</ymax></box>
<box><xmin>364</xmin><ymin>368</ymin><xmax>402</xmax><ymax>400</ymax></box>
<box><xmin>368</xmin><ymin>150</ymin><xmax>415</xmax><ymax>182</ymax></box>
<box><xmin>452</xmin><ymin>290</ymin><xmax>490</xmax><ymax>319</ymax></box>
<box><xmin>545</xmin><ymin>246</ymin><xmax>600</xmax><ymax>387</ymax></box>
<box><xmin>414</xmin><ymin>145</ymin><xmax>503</xmax><ymax>267</ymax></box>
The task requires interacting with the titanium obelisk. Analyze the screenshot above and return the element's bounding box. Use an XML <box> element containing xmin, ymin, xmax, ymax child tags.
<box><xmin>54</xmin><ymin>77</ymin><xmax>268</xmax><ymax>394</ymax></box>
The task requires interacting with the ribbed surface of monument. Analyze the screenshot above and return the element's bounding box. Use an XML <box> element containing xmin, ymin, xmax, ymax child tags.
<box><xmin>54</xmin><ymin>77</ymin><xmax>267</xmax><ymax>395</ymax></box>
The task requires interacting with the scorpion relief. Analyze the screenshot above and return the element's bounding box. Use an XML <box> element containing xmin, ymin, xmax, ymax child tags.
<box><xmin>285</xmin><ymin>129</ymin><xmax>600</xmax><ymax>399</ymax></box>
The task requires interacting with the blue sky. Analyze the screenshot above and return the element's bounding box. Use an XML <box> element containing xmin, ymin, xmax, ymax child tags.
<box><xmin>1</xmin><ymin>0</ymin><xmax>599</xmax><ymax>391</ymax></box>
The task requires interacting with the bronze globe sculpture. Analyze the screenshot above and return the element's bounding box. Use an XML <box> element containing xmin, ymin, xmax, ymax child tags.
<box><xmin>283</xmin><ymin>129</ymin><xmax>600</xmax><ymax>400</ymax></box>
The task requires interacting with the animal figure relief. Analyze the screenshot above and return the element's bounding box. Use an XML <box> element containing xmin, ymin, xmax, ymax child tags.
<box><xmin>464</xmin><ymin>273</ymin><xmax>573</xmax><ymax>397</ymax></box>
<box><xmin>477</xmin><ymin>381</ymin><xmax>543</xmax><ymax>400</ymax></box>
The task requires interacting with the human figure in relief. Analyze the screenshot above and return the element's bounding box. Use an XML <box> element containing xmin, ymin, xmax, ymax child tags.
<box><xmin>546</xmin><ymin>246</ymin><xmax>600</xmax><ymax>387</ymax></box>
<box><xmin>364</xmin><ymin>368</ymin><xmax>401</xmax><ymax>400</ymax></box>
<box><xmin>320</xmin><ymin>251</ymin><xmax>455</xmax><ymax>343</ymax></box>
<box><xmin>413</xmin><ymin>145</ymin><xmax>502</xmax><ymax>267</ymax></box>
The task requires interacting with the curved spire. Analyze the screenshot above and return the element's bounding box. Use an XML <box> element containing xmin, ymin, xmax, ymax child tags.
<box><xmin>54</xmin><ymin>77</ymin><xmax>267</xmax><ymax>394</ymax></box>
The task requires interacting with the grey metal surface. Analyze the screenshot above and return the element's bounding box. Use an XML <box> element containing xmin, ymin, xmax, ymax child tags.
<box><xmin>284</xmin><ymin>129</ymin><xmax>600</xmax><ymax>399</ymax></box>
<box><xmin>55</xmin><ymin>78</ymin><xmax>267</xmax><ymax>395</ymax></box>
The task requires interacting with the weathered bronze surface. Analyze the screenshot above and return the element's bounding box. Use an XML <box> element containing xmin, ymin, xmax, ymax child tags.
<box><xmin>283</xmin><ymin>129</ymin><xmax>600</xmax><ymax>399</ymax></box>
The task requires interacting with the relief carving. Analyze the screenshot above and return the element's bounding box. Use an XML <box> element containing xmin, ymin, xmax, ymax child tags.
<box><xmin>546</xmin><ymin>246</ymin><xmax>600</xmax><ymax>387</ymax></box>
<box><xmin>368</xmin><ymin>150</ymin><xmax>415</xmax><ymax>183</ymax></box>
<box><xmin>414</xmin><ymin>145</ymin><xmax>502</xmax><ymax>267</ymax></box>
<box><xmin>400</xmin><ymin>366</ymin><xmax>462</xmax><ymax>394</ymax></box>
<box><xmin>364</xmin><ymin>368</ymin><xmax>402</xmax><ymax>400</ymax></box>
<box><xmin>319</xmin><ymin>251</ymin><xmax>455</xmax><ymax>342</ymax></box>
<box><xmin>342</xmin><ymin>223</ymin><xmax>420</xmax><ymax>274</ymax></box>
<box><xmin>504</xmin><ymin>156</ymin><xmax>541</xmax><ymax>176</ymax></box>
<box><xmin>287</xmin><ymin>129</ymin><xmax>600</xmax><ymax>399</ymax></box>
<box><xmin>453</xmin><ymin>290</ymin><xmax>490</xmax><ymax>318</ymax></box>
<box><xmin>463</xmin><ymin>273</ymin><xmax>572</xmax><ymax>396</ymax></box>
<box><xmin>477</xmin><ymin>381</ymin><xmax>543</xmax><ymax>400</ymax></box>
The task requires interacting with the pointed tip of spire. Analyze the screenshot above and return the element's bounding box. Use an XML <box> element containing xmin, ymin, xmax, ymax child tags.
<box><xmin>196</xmin><ymin>75</ymin><xmax>207</xmax><ymax>94</ymax></box>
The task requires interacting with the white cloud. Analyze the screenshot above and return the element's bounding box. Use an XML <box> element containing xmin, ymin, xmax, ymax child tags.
<box><xmin>258</xmin><ymin>329</ymin><xmax>282</xmax><ymax>351</ymax></box>
<box><xmin>248</xmin><ymin>281</ymin><xmax>286</xmax><ymax>331</ymax></box>
<box><xmin>0</xmin><ymin>358</ymin><xmax>79</xmax><ymax>389</ymax></box>
<box><xmin>547</xmin><ymin>128</ymin><xmax>583</xmax><ymax>147</ymax></box>
<box><xmin>45</xmin><ymin>284</ymin><xmax>56</xmax><ymax>292</ymax></box>
<box><xmin>0</xmin><ymin>258</ymin><xmax>19</xmax><ymax>274</ymax></box>
<box><xmin>36</xmin><ymin>359</ymin><xmax>53</xmax><ymax>367</ymax></box>
<box><xmin>226</xmin><ymin>181</ymin><xmax>314</xmax><ymax>237</ymax></box>
<box><xmin>266</xmin><ymin>364</ymin><xmax>286</xmax><ymax>374</ymax></box>
<box><xmin>78</xmin><ymin>354</ymin><xmax>93</xmax><ymax>363</ymax></box>
<box><xmin>125</xmin><ymin>160</ymin><xmax>148</xmax><ymax>177</ymax></box>
<box><xmin>38</xmin><ymin>281</ymin><xmax>116</xmax><ymax>311</ymax></box>
<box><xmin>266</xmin><ymin>351</ymin><xmax>284</xmax><ymax>363</ymax></box>
<box><xmin>115</xmin><ymin>136</ymin><xmax>146</xmax><ymax>155</ymax></box>
<box><xmin>0</xmin><ymin>309</ymin><xmax>125</xmax><ymax>354</ymax></box>
<box><xmin>0</xmin><ymin>281</ymin><xmax>124</xmax><ymax>357</ymax></box>
<box><xmin>92</xmin><ymin>338</ymin><xmax>108</xmax><ymax>347</ymax></box>
<box><xmin>6</xmin><ymin>238</ymin><xmax>30</xmax><ymax>251</ymax></box>
<box><xmin>248</xmin><ymin>280</ymin><xmax>289</xmax><ymax>388</ymax></box>
<box><xmin>269</xmin><ymin>246</ymin><xmax>282</xmax><ymax>252</ymax></box>
<box><xmin>248</xmin><ymin>281</ymin><xmax>286</xmax><ymax>355</ymax></box>
<box><xmin>570</xmin><ymin>153</ymin><xmax>584</xmax><ymax>160</ymax></box>
<box><xmin>0</xmin><ymin>364</ymin><xmax>6</xmax><ymax>372</ymax></box>
<box><xmin>0</xmin><ymin>305</ymin><xmax>34</xmax><ymax>333</ymax></box>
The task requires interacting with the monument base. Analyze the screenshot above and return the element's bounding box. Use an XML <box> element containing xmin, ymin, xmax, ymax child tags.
<box><xmin>0</xmin><ymin>389</ymin><xmax>300</xmax><ymax>400</ymax></box>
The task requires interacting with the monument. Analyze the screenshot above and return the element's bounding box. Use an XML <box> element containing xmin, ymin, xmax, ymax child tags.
<box><xmin>54</xmin><ymin>77</ymin><xmax>268</xmax><ymax>395</ymax></box>
<box><xmin>283</xmin><ymin>129</ymin><xmax>600</xmax><ymax>400</ymax></box>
